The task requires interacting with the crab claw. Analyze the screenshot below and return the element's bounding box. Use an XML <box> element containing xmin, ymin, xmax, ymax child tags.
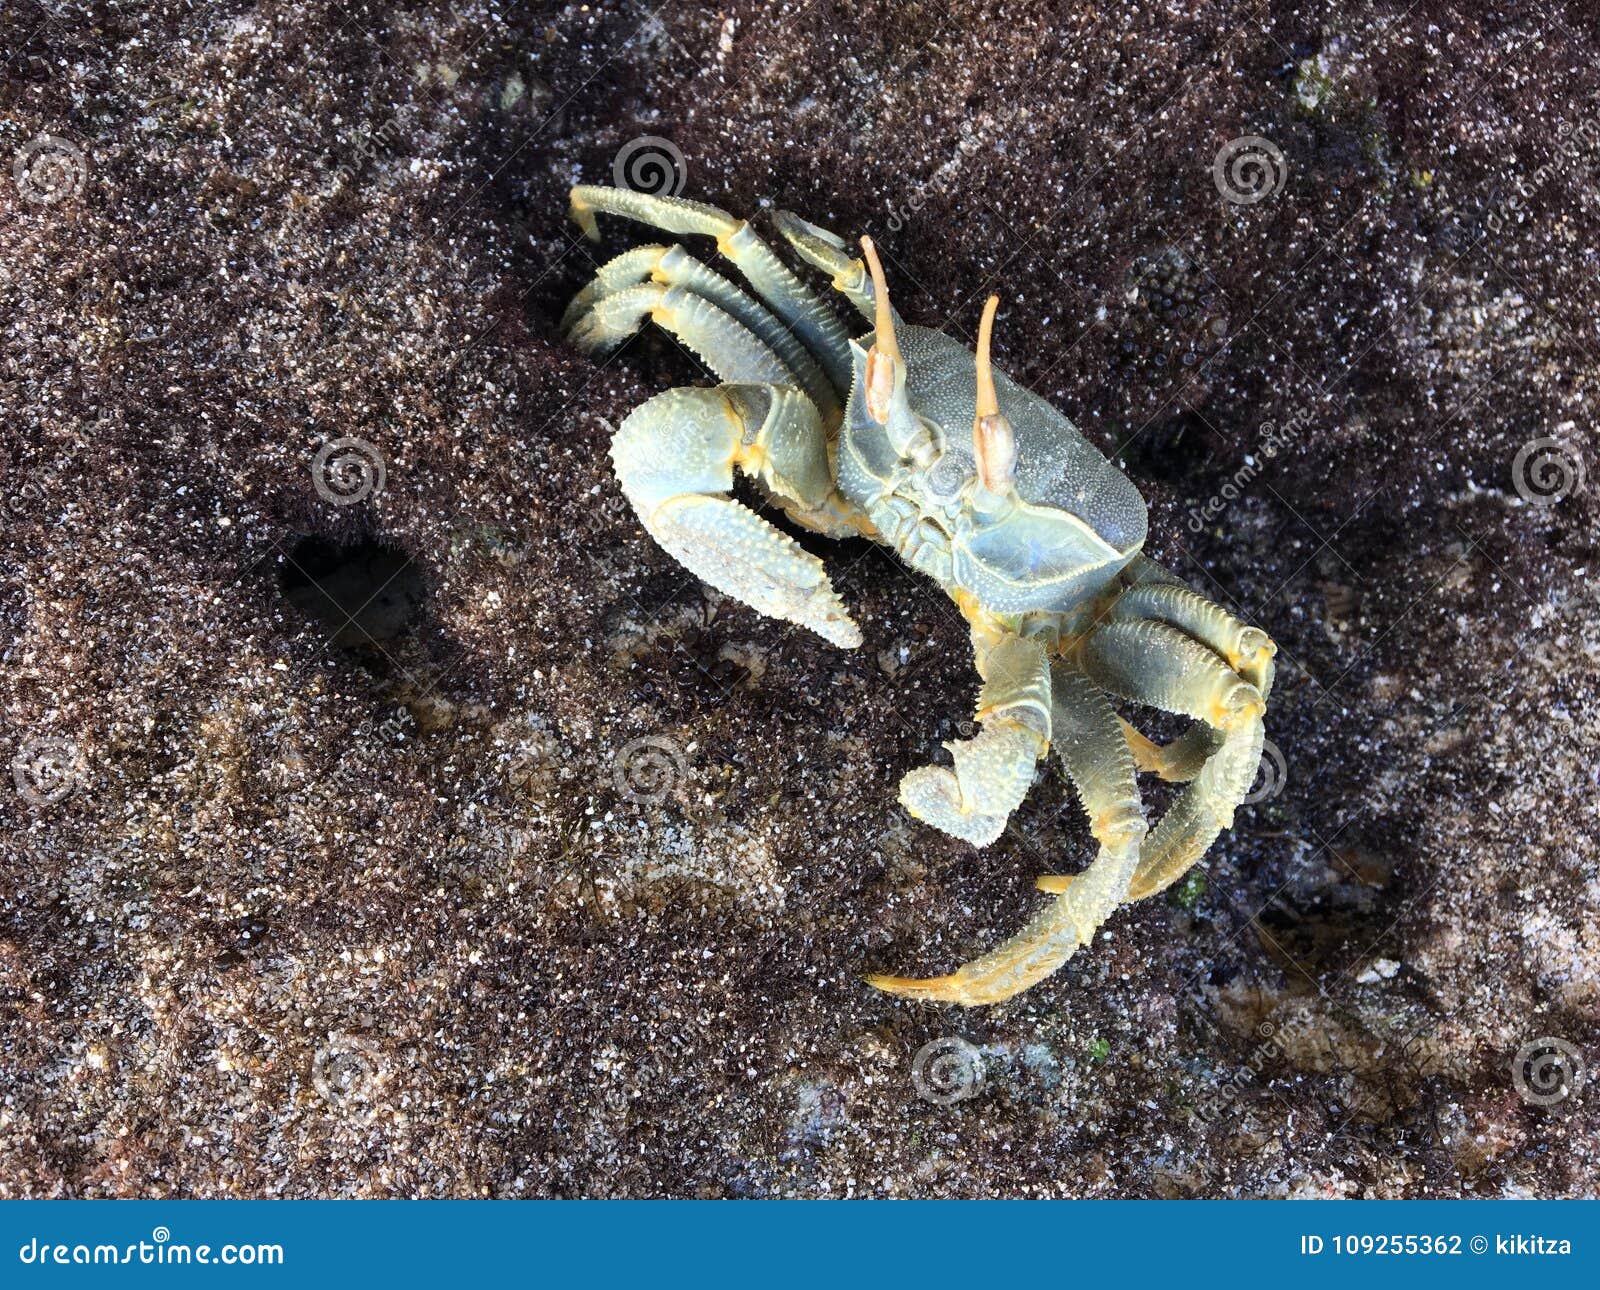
<box><xmin>611</xmin><ymin>383</ymin><xmax>863</xmax><ymax>649</ymax></box>
<box><xmin>897</xmin><ymin>720</ymin><xmax>1044</xmax><ymax>847</ymax></box>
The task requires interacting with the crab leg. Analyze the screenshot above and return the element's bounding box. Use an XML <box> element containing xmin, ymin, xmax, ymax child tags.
<box><xmin>870</xmin><ymin>661</ymin><xmax>1147</xmax><ymax>1006</ymax></box>
<box><xmin>771</xmin><ymin>210</ymin><xmax>876</xmax><ymax>321</ymax></box>
<box><xmin>1075</xmin><ymin>619</ymin><xmax>1267</xmax><ymax>902</ymax></box>
<box><xmin>1109</xmin><ymin>581</ymin><xmax>1276</xmax><ymax>698</ymax></box>
<box><xmin>1118</xmin><ymin>718</ymin><xmax>1219</xmax><ymax>783</ymax></box>
<box><xmin>897</xmin><ymin>629</ymin><xmax>1052</xmax><ymax>847</ymax></box>
<box><xmin>610</xmin><ymin>383</ymin><xmax>861</xmax><ymax>648</ymax></box>
<box><xmin>570</xmin><ymin>186</ymin><xmax>854</xmax><ymax>394</ymax></box>
<box><xmin>561</xmin><ymin>245</ymin><xmax>669</xmax><ymax>330</ymax></box>
<box><xmin>1107</xmin><ymin>578</ymin><xmax>1275</xmax><ymax>785</ymax></box>
<box><xmin>569</xmin><ymin>281</ymin><xmax>796</xmax><ymax>383</ymax></box>
<box><xmin>563</xmin><ymin>243</ymin><xmax>840</xmax><ymax>422</ymax></box>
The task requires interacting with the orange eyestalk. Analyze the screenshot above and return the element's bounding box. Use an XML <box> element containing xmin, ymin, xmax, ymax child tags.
<box><xmin>860</xmin><ymin>236</ymin><xmax>901</xmax><ymax>422</ymax></box>
<box><xmin>973</xmin><ymin>295</ymin><xmax>1016</xmax><ymax>492</ymax></box>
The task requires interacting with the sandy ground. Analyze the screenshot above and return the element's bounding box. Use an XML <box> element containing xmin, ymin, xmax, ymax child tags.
<box><xmin>1</xmin><ymin>0</ymin><xmax>1597</xmax><ymax>1197</ymax></box>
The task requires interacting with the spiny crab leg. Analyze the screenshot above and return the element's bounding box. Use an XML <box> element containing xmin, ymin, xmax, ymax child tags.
<box><xmin>770</xmin><ymin>210</ymin><xmax>875</xmax><ymax>319</ymax></box>
<box><xmin>870</xmin><ymin>662</ymin><xmax>1147</xmax><ymax>1006</ymax></box>
<box><xmin>563</xmin><ymin>243</ymin><xmax>840</xmax><ymax>423</ymax></box>
<box><xmin>569</xmin><ymin>185</ymin><xmax>854</xmax><ymax>393</ymax></box>
<box><xmin>1078</xmin><ymin>619</ymin><xmax>1267</xmax><ymax>902</ymax></box>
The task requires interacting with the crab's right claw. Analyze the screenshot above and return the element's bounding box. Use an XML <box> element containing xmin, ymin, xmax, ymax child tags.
<box><xmin>610</xmin><ymin>383</ymin><xmax>862</xmax><ymax>649</ymax></box>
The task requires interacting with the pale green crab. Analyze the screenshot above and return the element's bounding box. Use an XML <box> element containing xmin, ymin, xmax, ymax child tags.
<box><xmin>564</xmin><ymin>184</ymin><xmax>1275</xmax><ymax>1006</ymax></box>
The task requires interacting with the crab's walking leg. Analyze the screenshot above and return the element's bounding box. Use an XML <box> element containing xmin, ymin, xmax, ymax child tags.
<box><xmin>1111</xmin><ymin>581</ymin><xmax>1277</xmax><ymax>698</ymax></box>
<box><xmin>1077</xmin><ymin>619</ymin><xmax>1267</xmax><ymax>902</ymax></box>
<box><xmin>611</xmin><ymin>383</ymin><xmax>861</xmax><ymax>648</ymax></box>
<box><xmin>563</xmin><ymin>244</ymin><xmax>839</xmax><ymax>422</ymax></box>
<box><xmin>1108</xmin><ymin>569</ymin><xmax>1275</xmax><ymax>784</ymax></box>
<box><xmin>771</xmin><ymin>211</ymin><xmax>876</xmax><ymax>320</ymax></box>
<box><xmin>870</xmin><ymin>662</ymin><xmax>1147</xmax><ymax>1006</ymax></box>
<box><xmin>1118</xmin><ymin>718</ymin><xmax>1219</xmax><ymax>783</ymax></box>
<box><xmin>570</xmin><ymin>186</ymin><xmax>854</xmax><ymax>393</ymax></box>
<box><xmin>567</xmin><ymin>282</ymin><xmax>791</xmax><ymax>384</ymax></box>
<box><xmin>897</xmin><ymin>630</ymin><xmax>1051</xmax><ymax>848</ymax></box>
<box><xmin>560</xmin><ymin>246</ymin><xmax>668</xmax><ymax>331</ymax></box>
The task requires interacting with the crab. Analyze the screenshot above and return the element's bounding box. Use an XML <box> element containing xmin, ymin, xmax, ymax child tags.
<box><xmin>564</xmin><ymin>184</ymin><xmax>1276</xmax><ymax>1006</ymax></box>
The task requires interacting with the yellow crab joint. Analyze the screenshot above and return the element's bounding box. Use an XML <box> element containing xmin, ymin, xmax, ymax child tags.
<box><xmin>859</xmin><ymin>236</ymin><xmax>901</xmax><ymax>423</ymax></box>
<box><xmin>973</xmin><ymin>295</ymin><xmax>1016</xmax><ymax>492</ymax></box>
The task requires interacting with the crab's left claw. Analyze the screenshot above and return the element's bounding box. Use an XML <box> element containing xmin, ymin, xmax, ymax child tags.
<box><xmin>870</xmin><ymin>663</ymin><xmax>1147</xmax><ymax>1006</ymax></box>
<box><xmin>896</xmin><ymin>631</ymin><xmax>1051</xmax><ymax>847</ymax></box>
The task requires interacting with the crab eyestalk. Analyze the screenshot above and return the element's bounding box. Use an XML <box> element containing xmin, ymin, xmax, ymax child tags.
<box><xmin>972</xmin><ymin>294</ymin><xmax>1016</xmax><ymax>495</ymax></box>
<box><xmin>859</xmin><ymin>236</ymin><xmax>902</xmax><ymax>424</ymax></box>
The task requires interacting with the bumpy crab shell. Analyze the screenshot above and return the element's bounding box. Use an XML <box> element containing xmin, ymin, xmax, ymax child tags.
<box><xmin>838</xmin><ymin>321</ymin><xmax>1148</xmax><ymax>615</ymax></box>
<box><xmin>564</xmin><ymin>184</ymin><xmax>1275</xmax><ymax>1006</ymax></box>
